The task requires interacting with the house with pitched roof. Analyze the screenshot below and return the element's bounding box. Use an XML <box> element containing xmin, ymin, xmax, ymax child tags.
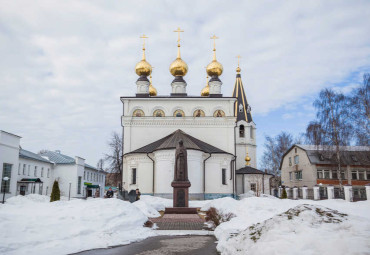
<box><xmin>280</xmin><ymin>144</ymin><xmax>370</xmax><ymax>200</ymax></box>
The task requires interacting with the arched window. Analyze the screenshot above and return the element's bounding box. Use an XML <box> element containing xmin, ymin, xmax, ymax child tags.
<box><xmin>133</xmin><ymin>109</ymin><xmax>145</xmax><ymax>117</ymax></box>
<box><xmin>239</xmin><ymin>125</ymin><xmax>245</xmax><ymax>137</ymax></box>
<box><xmin>213</xmin><ymin>110</ymin><xmax>225</xmax><ymax>117</ymax></box>
<box><xmin>153</xmin><ymin>109</ymin><xmax>165</xmax><ymax>117</ymax></box>
<box><xmin>173</xmin><ymin>109</ymin><xmax>185</xmax><ymax>117</ymax></box>
<box><xmin>193</xmin><ymin>109</ymin><xmax>205</xmax><ymax>117</ymax></box>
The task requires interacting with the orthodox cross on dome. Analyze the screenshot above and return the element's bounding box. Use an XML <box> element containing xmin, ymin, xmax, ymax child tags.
<box><xmin>210</xmin><ymin>35</ymin><xmax>218</xmax><ymax>60</ymax></box>
<box><xmin>236</xmin><ymin>55</ymin><xmax>241</xmax><ymax>73</ymax></box>
<box><xmin>139</xmin><ymin>34</ymin><xmax>148</xmax><ymax>60</ymax></box>
<box><xmin>174</xmin><ymin>27</ymin><xmax>184</xmax><ymax>45</ymax></box>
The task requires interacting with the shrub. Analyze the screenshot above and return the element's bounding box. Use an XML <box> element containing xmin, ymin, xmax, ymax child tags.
<box><xmin>281</xmin><ymin>187</ymin><xmax>287</xmax><ymax>199</ymax></box>
<box><xmin>50</xmin><ymin>180</ymin><xmax>61</xmax><ymax>202</ymax></box>
<box><xmin>205</xmin><ymin>207</ymin><xmax>235</xmax><ymax>228</ymax></box>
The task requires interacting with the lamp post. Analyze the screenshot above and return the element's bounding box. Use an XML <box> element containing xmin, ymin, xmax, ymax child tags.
<box><xmin>2</xmin><ymin>176</ymin><xmax>10</xmax><ymax>204</ymax></box>
<box><xmin>68</xmin><ymin>182</ymin><xmax>71</xmax><ymax>201</ymax></box>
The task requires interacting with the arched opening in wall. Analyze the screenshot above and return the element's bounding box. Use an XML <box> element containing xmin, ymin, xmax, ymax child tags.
<box><xmin>239</xmin><ymin>125</ymin><xmax>245</xmax><ymax>138</ymax></box>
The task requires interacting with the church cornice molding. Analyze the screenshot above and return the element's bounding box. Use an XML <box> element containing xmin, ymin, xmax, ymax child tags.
<box><xmin>122</xmin><ymin>117</ymin><xmax>237</xmax><ymax>127</ymax></box>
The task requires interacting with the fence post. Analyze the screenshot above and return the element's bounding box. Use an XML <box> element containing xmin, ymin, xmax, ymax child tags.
<box><xmin>327</xmin><ymin>185</ymin><xmax>334</xmax><ymax>199</ymax></box>
<box><xmin>366</xmin><ymin>184</ymin><xmax>370</xmax><ymax>201</ymax></box>
<box><xmin>278</xmin><ymin>187</ymin><xmax>282</xmax><ymax>198</ymax></box>
<box><xmin>313</xmin><ymin>185</ymin><xmax>320</xmax><ymax>200</ymax></box>
<box><xmin>293</xmin><ymin>187</ymin><xmax>298</xmax><ymax>200</ymax></box>
<box><xmin>343</xmin><ymin>185</ymin><xmax>353</xmax><ymax>202</ymax></box>
<box><xmin>302</xmin><ymin>186</ymin><xmax>308</xmax><ymax>199</ymax></box>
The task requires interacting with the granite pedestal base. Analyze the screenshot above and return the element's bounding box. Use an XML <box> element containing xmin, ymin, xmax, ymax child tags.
<box><xmin>171</xmin><ymin>181</ymin><xmax>191</xmax><ymax>208</ymax></box>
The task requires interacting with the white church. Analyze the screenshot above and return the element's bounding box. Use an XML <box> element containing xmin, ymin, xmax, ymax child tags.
<box><xmin>121</xmin><ymin>31</ymin><xmax>272</xmax><ymax>199</ymax></box>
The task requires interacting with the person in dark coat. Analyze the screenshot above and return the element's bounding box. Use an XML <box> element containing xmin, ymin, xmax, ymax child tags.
<box><xmin>106</xmin><ymin>187</ymin><xmax>114</xmax><ymax>198</ymax></box>
<box><xmin>136</xmin><ymin>189</ymin><xmax>141</xmax><ymax>201</ymax></box>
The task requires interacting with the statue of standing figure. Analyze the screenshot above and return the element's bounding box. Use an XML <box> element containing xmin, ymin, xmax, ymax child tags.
<box><xmin>174</xmin><ymin>140</ymin><xmax>188</xmax><ymax>182</ymax></box>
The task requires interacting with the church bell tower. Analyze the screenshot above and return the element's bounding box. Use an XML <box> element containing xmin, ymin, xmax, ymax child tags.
<box><xmin>233</xmin><ymin>58</ymin><xmax>257</xmax><ymax>169</ymax></box>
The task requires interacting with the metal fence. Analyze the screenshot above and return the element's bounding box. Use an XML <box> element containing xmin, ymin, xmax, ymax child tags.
<box><xmin>307</xmin><ymin>189</ymin><xmax>314</xmax><ymax>200</ymax></box>
<box><xmin>353</xmin><ymin>188</ymin><xmax>366</xmax><ymax>201</ymax></box>
<box><xmin>319</xmin><ymin>187</ymin><xmax>328</xmax><ymax>200</ymax></box>
<box><xmin>334</xmin><ymin>188</ymin><xmax>344</xmax><ymax>199</ymax></box>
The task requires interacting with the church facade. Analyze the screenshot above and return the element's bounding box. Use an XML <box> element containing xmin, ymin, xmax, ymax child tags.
<box><xmin>121</xmin><ymin>32</ymin><xmax>259</xmax><ymax>199</ymax></box>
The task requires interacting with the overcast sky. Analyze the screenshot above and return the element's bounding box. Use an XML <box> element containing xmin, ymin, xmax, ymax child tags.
<box><xmin>1</xmin><ymin>0</ymin><xmax>369</xmax><ymax>167</ymax></box>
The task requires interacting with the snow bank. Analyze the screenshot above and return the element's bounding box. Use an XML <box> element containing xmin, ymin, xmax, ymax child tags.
<box><xmin>133</xmin><ymin>200</ymin><xmax>161</xmax><ymax>217</ymax></box>
<box><xmin>0</xmin><ymin>195</ymin><xmax>154</xmax><ymax>255</ymax></box>
<box><xmin>206</xmin><ymin>197</ymin><xmax>370</xmax><ymax>255</ymax></box>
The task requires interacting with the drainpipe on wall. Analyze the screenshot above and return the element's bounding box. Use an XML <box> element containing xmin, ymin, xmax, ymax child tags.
<box><xmin>147</xmin><ymin>153</ymin><xmax>155</xmax><ymax>195</ymax></box>
<box><xmin>203</xmin><ymin>153</ymin><xmax>212</xmax><ymax>200</ymax></box>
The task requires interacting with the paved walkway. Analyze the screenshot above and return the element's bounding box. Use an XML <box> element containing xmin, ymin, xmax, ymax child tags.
<box><xmin>73</xmin><ymin>236</ymin><xmax>218</xmax><ymax>255</ymax></box>
<box><xmin>150</xmin><ymin>214</ymin><xmax>206</xmax><ymax>230</ymax></box>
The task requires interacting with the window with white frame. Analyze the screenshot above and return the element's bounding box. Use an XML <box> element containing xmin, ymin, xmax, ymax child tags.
<box><xmin>331</xmin><ymin>170</ymin><xmax>338</xmax><ymax>179</ymax></box>
<box><xmin>77</xmin><ymin>176</ymin><xmax>82</xmax><ymax>194</ymax></box>
<box><xmin>41</xmin><ymin>167</ymin><xmax>44</xmax><ymax>177</ymax></box>
<box><xmin>367</xmin><ymin>170</ymin><xmax>370</xmax><ymax>180</ymax></box>
<box><xmin>295</xmin><ymin>171</ymin><xmax>302</xmax><ymax>180</ymax></box>
<box><xmin>84</xmin><ymin>171</ymin><xmax>86</xmax><ymax>180</ymax></box>
<box><xmin>324</xmin><ymin>170</ymin><xmax>330</xmax><ymax>179</ymax></box>
<box><xmin>18</xmin><ymin>163</ymin><xmax>21</xmax><ymax>175</ymax></box>
<box><xmin>294</xmin><ymin>155</ymin><xmax>299</xmax><ymax>165</ymax></box>
<box><xmin>47</xmin><ymin>168</ymin><xmax>50</xmax><ymax>178</ymax></box>
<box><xmin>289</xmin><ymin>157</ymin><xmax>292</xmax><ymax>166</ymax></box>
<box><xmin>289</xmin><ymin>172</ymin><xmax>293</xmax><ymax>181</ymax></box>
<box><xmin>28</xmin><ymin>165</ymin><xmax>30</xmax><ymax>176</ymax></box>
<box><xmin>34</xmin><ymin>166</ymin><xmax>37</xmax><ymax>177</ymax></box>
<box><xmin>351</xmin><ymin>171</ymin><xmax>357</xmax><ymax>180</ymax></box>
<box><xmin>23</xmin><ymin>164</ymin><xmax>26</xmax><ymax>175</ymax></box>
<box><xmin>317</xmin><ymin>170</ymin><xmax>323</xmax><ymax>179</ymax></box>
<box><xmin>358</xmin><ymin>170</ymin><xmax>365</xmax><ymax>180</ymax></box>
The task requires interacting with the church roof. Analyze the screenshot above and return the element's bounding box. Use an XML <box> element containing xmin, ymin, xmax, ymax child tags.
<box><xmin>236</xmin><ymin>166</ymin><xmax>273</xmax><ymax>175</ymax></box>
<box><xmin>232</xmin><ymin>73</ymin><xmax>253</xmax><ymax>123</ymax></box>
<box><xmin>126</xmin><ymin>129</ymin><xmax>232</xmax><ymax>155</ymax></box>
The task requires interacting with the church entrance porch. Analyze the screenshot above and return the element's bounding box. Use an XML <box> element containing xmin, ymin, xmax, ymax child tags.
<box><xmin>16</xmin><ymin>178</ymin><xmax>43</xmax><ymax>196</ymax></box>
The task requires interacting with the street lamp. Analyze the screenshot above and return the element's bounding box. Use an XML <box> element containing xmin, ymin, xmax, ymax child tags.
<box><xmin>2</xmin><ymin>176</ymin><xmax>10</xmax><ymax>204</ymax></box>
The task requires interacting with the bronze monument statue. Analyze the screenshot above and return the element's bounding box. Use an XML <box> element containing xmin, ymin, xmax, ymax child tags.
<box><xmin>171</xmin><ymin>140</ymin><xmax>191</xmax><ymax>207</ymax></box>
<box><xmin>174</xmin><ymin>140</ymin><xmax>189</xmax><ymax>182</ymax></box>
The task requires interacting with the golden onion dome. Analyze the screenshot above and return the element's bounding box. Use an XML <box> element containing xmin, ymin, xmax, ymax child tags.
<box><xmin>201</xmin><ymin>74</ymin><xmax>210</xmax><ymax>96</ymax></box>
<box><xmin>169</xmin><ymin>45</ymin><xmax>188</xmax><ymax>77</ymax></box>
<box><xmin>201</xmin><ymin>84</ymin><xmax>209</xmax><ymax>96</ymax></box>
<box><xmin>206</xmin><ymin>60</ymin><xmax>223</xmax><ymax>77</ymax></box>
<box><xmin>245</xmin><ymin>153</ymin><xmax>251</xmax><ymax>166</ymax></box>
<box><xmin>149</xmin><ymin>75</ymin><xmax>157</xmax><ymax>96</ymax></box>
<box><xmin>135</xmin><ymin>48</ymin><xmax>152</xmax><ymax>76</ymax></box>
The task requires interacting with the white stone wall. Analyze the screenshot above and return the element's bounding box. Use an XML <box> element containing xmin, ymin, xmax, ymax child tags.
<box><xmin>204</xmin><ymin>154</ymin><xmax>234</xmax><ymax>194</ymax></box>
<box><xmin>235</xmin><ymin>120</ymin><xmax>257</xmax><ymax>169</ymax></box>
<box><xmin>17</xmin><ymin>158</ymin><xmax>54</xmax><ymax>195</ymax></box>
<box><xmin>121</xmin><ymin>97</ymin><xmax>236</xmax><ymax>155</ymax></box>
<box><xmin>0</xmin><ymin>131</ymin><xmax>20</xmax><ymax>200</ymax></box>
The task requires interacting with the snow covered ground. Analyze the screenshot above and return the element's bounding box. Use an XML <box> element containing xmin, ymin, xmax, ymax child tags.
<box><xmin>1</xmin><ymin>194</ymin><xmax>369</xmax><ymax>255</ymax></box>
<box><xmin>0</xmin><ymin>195</ymin><xmax>154</xmax><ymax>255</ymax></box>
<box><xmin>200</xmin><ymin>197</ymin><xmax>370</xmax><ymax>255</ymax></box>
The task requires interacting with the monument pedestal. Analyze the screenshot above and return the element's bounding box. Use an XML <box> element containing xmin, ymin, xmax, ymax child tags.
<box><xmin>171</xmin><ymin>181</ymin><xmax>191</xmax><ymax>207</ymax></box>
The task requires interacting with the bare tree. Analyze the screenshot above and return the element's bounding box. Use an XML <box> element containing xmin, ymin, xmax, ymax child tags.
<box><xmin>349</xmin><ymin>73</ymin><xmax>370</xmax><ymax>146</ymax></box>
<box><xmin>96</xmin><ymin>158</ymin><xmax>104</xmax><ymax>171</ymax></box>
<box><xmin>306</xmin><ymin>88</ymin><xmax>352</xmax><ymax>190</ymax></box>
<box><xmin>104</xmin><ymin>132</ymin><xmax>123</xmax><ymax>187</ymax></box>
<box><xmin>261</xmin><ymin>132</ymin><xmax>293</xmax><ymax>188</ymax></box>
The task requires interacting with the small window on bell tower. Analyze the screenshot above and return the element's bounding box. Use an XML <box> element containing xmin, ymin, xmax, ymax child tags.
<box><xmin>239</xmin><ymin>125</ymin><xmax>245</xmax><ymax>138</ymax></box>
